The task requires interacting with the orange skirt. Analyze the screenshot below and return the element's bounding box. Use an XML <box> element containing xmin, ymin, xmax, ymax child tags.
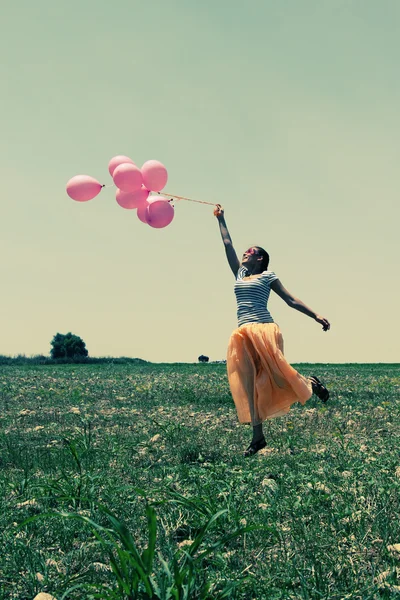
<box><xmin>227</xmin><ymin>323</ymin><xmax>313</xmax><ymax>424</ymax></box>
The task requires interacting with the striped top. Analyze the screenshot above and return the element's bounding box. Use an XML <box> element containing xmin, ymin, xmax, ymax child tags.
<box><xmin>234</xmin><ymin>267</ymin><xmax>279</xmax><ymax>327</ymax></box>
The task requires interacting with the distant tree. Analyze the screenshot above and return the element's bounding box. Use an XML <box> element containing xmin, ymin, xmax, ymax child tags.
<box><xmin>50</xmin><ymin>332</ymin><xmax>88</xmax><ymax>359</ymax></box>
<box><xmin>198</xmin><ymin>355</ymin><xmax>209</xmax><ymax>363</ymax></box>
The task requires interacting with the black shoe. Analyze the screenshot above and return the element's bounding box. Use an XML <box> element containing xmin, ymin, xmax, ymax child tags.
<box><xmin>310</xmin><ymin>375</ymin><xmax>330</xmax><ymax>403</ymax></box>
<box><xmin>244</xmin><ymin>437</ymin><xmax>266</xmax><ymax>457</ymax></box>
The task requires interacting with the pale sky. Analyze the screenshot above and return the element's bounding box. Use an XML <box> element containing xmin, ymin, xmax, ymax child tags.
<box><xmin>1</xmin><ymin>0</ymin><xmax>399</xmax><ymax>363</ymax></box>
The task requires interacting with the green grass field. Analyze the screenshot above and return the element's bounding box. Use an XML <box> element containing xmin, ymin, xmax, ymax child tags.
<box><xmin>1</xmin><ymin>363</ymin><xmax>399</xmax><ymax>599</ymax></box>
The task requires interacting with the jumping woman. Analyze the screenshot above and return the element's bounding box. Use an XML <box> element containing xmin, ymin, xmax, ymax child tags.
<box><xmin>214</xmin><ymin>205</ymin><xmax>330</xmax><ymax>457</ymax></box>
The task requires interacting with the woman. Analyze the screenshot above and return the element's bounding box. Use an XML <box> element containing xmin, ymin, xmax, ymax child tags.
<box><xmin>214</xmin><ymin>204</ymin><xmax>330</xmax><ymax>457</ymax></box>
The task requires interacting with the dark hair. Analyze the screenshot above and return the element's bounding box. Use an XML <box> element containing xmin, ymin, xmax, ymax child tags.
<box><xmin>255</xmin><ymin>246</ymin><xmax>270</xmax><ymax>270</ymax></box>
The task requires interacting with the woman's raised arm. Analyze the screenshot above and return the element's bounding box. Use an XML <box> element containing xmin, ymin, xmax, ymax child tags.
<box><xmin>271</xmin><ymin>279</ymin><xmax>331</xmax><ymax>331</ymax></box>
<box><xmin>214</xmin><ymin>205</ymin><xmax>240</xmax><ymax>276</ymax></box>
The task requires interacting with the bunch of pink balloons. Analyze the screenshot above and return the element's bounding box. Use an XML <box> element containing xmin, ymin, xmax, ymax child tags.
<box><xmin>66</xmin><ymin>155</ymin><xmax>174</xmax><ymax>229</ymax></box>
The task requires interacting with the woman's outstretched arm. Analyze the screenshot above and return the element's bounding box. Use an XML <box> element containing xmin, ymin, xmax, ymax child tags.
<box><xmin>214</xmin><ymin>205</ymin><xmax>240</xmax><ymax>276</ymax></box>
<box><xmin>271</xmin><ymin>279</ymin><xmax>331</xmax><ymax>331</ymax></box>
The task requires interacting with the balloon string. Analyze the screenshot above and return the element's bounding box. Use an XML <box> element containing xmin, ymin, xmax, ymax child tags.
<box><xmin>101</xmin><ymin>184</ymin><xmax>216</xmax><ymax>206</ymax></box>
<box><xmin>161</xmin><ymin>192</ymin><xmax>216</xmax><ymax>206</ymax></box>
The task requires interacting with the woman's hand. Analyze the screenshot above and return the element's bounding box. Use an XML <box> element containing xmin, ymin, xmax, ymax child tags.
<box><xmin>315</xmin><ymin>315</ymin><xmax>330</xmax><ymax>331</ymax></box>
<box><xmin>214</xmin><ymin>204</ymin><xmax>224</xmax><ymax>219</ymax></box>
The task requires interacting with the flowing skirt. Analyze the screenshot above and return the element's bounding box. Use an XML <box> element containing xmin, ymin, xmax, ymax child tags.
<box><xmin>227</xmin><ymin>323</ymin><xmax>313</xmax><ymax>424</ymax></box>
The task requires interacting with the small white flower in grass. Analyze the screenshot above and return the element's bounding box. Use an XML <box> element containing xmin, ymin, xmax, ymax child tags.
<box><xmin>240</xmin><ymin>518</ymin><xmax>247</xmax><ymax>526</ymax></box>
<box><xmin>45</xmin><ymin>559</ymin><xmax>61</xmax><ymax>572</ymax></box>
<box><xmin>17</xmin><ymin>499</ymin><xmax>38</xmax><ymax>508</ymax></box>
<box><xmin>261</xmin><ymin>478</ymin><xmax>278</xmax><ymax>492</ymax></box>
<box><xmin>19</xmin><ymin>409</ymin><xmax>33</xmax><ymax>416</ymax></box>
<box><xmin>341</xmin><ymin>471</ymin><xmax>352</xmax><ymax>478</ymax></box>
<box><xmin>371</xmin><ymin>538</ymin><xmax>383</xmax><ymax>545</ymax></box>
<box><xmin>307</xmin><ymin>482</ymin><xmax>331</xmax><ymax>494</ymax></box>
<box><xmin>92</xmin><ymin>562</ymin><xmax>112</xmax><ymax>572</ymax></box>
<box><xmin>217</xmin><ymin>491</ymin><xmax>229</xmax><ymax>498</ymax></box>
<box><xmin>375</xmin><ymin>569</ymin><xmax>391</xmax><ymax>583</ymax></box>
<box><xmin>258</xmin><ymin>447</ymin><xmax>276</xmax><ymax>455</ymax></box>
<box><xmin>340</xmin><ymin>517</ymin><xmax>350</xmax><ymax>524</ymax></box>
<box><xmin>258</xmin><ymin>503</ymin><xmax>268</xmax><ymax>510</ymax></box>
<box><xmin>316</xmin><ymin>482</ymin><xmax>331</xmax><ymax>493</ymax></box>
<box><xmin>46</xmin><ymin>440</ymin><xmax>58</xmax><ymax>448</ymax></box>
<box><xmin>69</xmin><ymin>407</ymin><xmax>80</xmax><ymax>414</ymax></box>
<box><xmin>36</xmin><ymin>573</ymin><xmax>44</xmax><ymax>582</ymax></box>
<box><xmin>150</xmin><ymin>434</ymin><xmax>161</xmax><ymax>443</ymax></box>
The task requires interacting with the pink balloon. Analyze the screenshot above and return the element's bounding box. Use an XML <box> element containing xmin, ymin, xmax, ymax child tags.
<box><xmin>137</xmin><ymin>201</ymin><xmax>150</xmax><ymax>224</ymax></box>
<box><xmin>66</xmin><ymin>175</ymin><xmax>103</xmax><ymax>202</ymax></box>
<box><xmin>113</xmin><ymin>163</ymin><xmax>143</xmax><ymax>193</ymax></box>
<box><xmin>108</xmin><ymin>155</ymin><xmax>135</xmax><ymax>177</ymax></box>
<box><xmin>147</xmin><ymin>196</ymin><xmax>174</xmax><ymax>228</ymax></box>
<box><xmin>116</xmin><ymin>186</ymin><xmax>150</xmax><ymax>209</ymax></box>
<box><xmin>141</xmin><ymin>160</ymin><xmax>168</xmax><ymax>192</ymax></box>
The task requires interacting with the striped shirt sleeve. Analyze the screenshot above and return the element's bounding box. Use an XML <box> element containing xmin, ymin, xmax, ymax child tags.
<box><xmin>263</xmin><ymin>271</ymin><xmax>279</xmax><ymax>284</ymax></box>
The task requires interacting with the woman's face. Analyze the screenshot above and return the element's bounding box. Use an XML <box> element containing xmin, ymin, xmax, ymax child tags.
<box><xmin>241</xmin><ymin>247</ymin><xmax>262</xmax><ymax>267</ymax></box>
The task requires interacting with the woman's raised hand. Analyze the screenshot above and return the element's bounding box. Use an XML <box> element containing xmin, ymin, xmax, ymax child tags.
<box><xmin>315</xmin><ymin>315</ymin><xmax>331</xmax><ymax>331</ymax></box>
<box><xmin>214</xmin><ymin>204</ymin><xmax>224</xmax><ymax>219</ymax></box>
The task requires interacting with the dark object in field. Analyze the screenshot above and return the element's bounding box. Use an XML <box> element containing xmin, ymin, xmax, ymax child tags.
<box><xmin>198</xmin><ymin>355</ymin><xmax>209</xmax><ymax>363</ymax></box>
<box><xmin>310</xmin><ymin>375</ymin><xmax>330</xmax><ymax>403</ymax></box>
<box><xmin>50</xmin><ymin>332</ymin><xmax>88</xmax><ymax>359</ymax></box>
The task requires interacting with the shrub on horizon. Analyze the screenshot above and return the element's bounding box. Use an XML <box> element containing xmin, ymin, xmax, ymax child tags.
<box><xmin>50</xmin><ymin>332</ymin><xmax>88</xmax><ymax>360</ymax></box>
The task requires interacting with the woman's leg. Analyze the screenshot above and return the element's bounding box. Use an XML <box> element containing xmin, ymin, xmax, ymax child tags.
<box><xmin>227</xmin><ymin>328</ymin><xmax>266</xmax><ymax>455</ymax></box>
<box><xmin>243</xmin><ymin>423</ymin><xmax>266</xmax><ymax>456</ymax></box>
<box><xmin>235</xmin><ymin>341</ymin><xmax>266</xmax><ymax>446</ymax></box>
<box><xmin>252</xmin><ymin>423</ymin><xmax>264</xmax><ymax>443</ymax></box>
